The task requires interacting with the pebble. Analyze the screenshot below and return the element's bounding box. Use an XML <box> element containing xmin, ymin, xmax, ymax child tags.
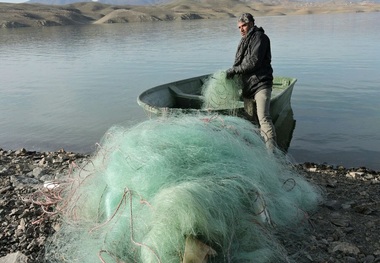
<box><xmin>0</xmin><ymin>148</ymin><xmax>88</xmax><ymax>262</ymax></box>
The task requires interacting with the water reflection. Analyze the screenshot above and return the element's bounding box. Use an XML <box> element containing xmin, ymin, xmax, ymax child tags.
<box><xmin>241</xmin><ymin>105</ymin><xmax>296</xmax><ymax>153</ymax></box>
<box><xmin>274</xmin><ymin>106</ymin><xmax>296</xmax><ymax>153</ymax></box>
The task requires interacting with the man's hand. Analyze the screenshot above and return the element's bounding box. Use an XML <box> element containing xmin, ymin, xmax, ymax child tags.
<box><xmin>226</xmin><ymin>68</ymin><xmax>236</xmax><ymax>79</ymax></box>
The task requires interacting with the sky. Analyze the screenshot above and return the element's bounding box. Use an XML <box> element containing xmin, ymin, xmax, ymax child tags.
<box><xmin>0</xmin><ymin>0</ymin><xmax>28</xmax><ymax>2</ymax></box>
<box><xmin>0</xmin><ymin>0</ymin><xmax>91</xmax><ymax>2</ymax></box>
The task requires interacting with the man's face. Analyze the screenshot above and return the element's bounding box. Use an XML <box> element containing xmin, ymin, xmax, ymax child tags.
<box><xmin>238</xmin><ymin>21</ymin><xmax>253</xmax><ymax>37</ymax></box>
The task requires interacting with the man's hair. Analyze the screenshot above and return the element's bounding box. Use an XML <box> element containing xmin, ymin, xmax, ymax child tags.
<box><xmin>238</xmin><ymin>13</ymin><xmax>255</xmax><ymax>23</ymax></box>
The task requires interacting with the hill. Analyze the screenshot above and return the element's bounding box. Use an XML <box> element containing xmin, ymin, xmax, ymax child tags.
<box><xmin>1</xmin><ymin>0</ymin><xmax>379</xmax><ymax>28</ymax></box>
<box><xmin>26</xmin><ymin>0</ymin><xmax>168</xmax><ymax>5</ymax></box>
<box><xmin>24</xmin><ymin>0</ymin><xmax>380</xmax><ymax>6</ymax></box>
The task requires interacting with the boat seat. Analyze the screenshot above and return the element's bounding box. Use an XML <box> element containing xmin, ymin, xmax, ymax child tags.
<box><xmin>169</xmin><ymin>85</ymin><xmax>204</xmax><ymax>109</ymax></box>
<box><xmin>169</xmin><ymin>85</ymin><xmax>204</xmax><ymax>101</ymax></box>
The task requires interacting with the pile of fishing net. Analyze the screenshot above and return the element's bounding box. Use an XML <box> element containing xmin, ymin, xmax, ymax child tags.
<box><xmin>201</xmin><ymin>70</ymin><xmax>242</xmax><ymax>112</ymax></box>
<box><xmin>45</xmin><ymin>115</ymin><xmax>322</xmax><ymax>263</ymax></box>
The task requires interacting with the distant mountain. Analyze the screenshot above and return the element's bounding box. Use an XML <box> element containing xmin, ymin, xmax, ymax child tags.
<box><xmin>26</xmin><ymin>0</ymin><xmax>169</xmax><ymax>5</ymax></box>
<box><xmin>25</xmin><ymin>0</ymin><xmax>171</xmax><ymax>5</ymax></box>
<box><xmin>26</xmin><ymin>0</ymin><xmax>380</xmax><ymax>6</ymax></box>
<box><xmin>2</xmin><ymin>0</ymin><xmax>379</xmax><ymax>28</ymax></box>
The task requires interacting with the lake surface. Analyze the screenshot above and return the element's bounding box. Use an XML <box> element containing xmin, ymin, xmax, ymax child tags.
<box><xmin>1</xmin><ymin>12</ymin><xmax>379</xmax><ymax>170</ymax></box>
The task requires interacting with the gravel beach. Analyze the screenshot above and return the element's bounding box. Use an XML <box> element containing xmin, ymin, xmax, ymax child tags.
<box><xmin>1</xmin><ymin>148</ymin><xmax>379</xmax><ymax>263</ymax></box>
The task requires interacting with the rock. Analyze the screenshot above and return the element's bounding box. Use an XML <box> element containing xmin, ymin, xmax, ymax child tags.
<box><xmin>331</xmin><ymin>241</ymin><xmax>360</xmax><ymax>255</ymax></box>
<box><xmin>32</xmin><ymin>167</ymin><xmax>43</xmax><ymax>178</ymax></box>
<box><xmin>330</xmin><ymin>217</ymin><xmax>350</xmax><ymax>227</ymax></box>
<box><xmin>0</xmin><ymin>252</ymin><xmax>28</xmax><ymax>263</ymax></box>
<box><xmin>363</xmin><ymin>255</ymin><xmax>375</xmax><ymax>263</ymax></box>
<box><xmin>343</xmin><ymin>256</ymin><xmax>357</xmax><ymax>263</ymax></box>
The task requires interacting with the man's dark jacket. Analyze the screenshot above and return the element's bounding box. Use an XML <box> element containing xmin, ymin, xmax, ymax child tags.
<box><xmin>231</xmin><ymin>26</ymin><xmax>273</xmax><ymax>99</ymax></box>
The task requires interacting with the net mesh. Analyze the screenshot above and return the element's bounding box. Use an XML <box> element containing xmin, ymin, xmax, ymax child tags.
<box><xmin>44</xmin><ymin>115</ymin><xmax>322</xmax><ymax>263</ymax></box>
<box><xmin>201</xmin><ymin>70</ymin><xmax>242</xmax><ymax>112</ymax></box>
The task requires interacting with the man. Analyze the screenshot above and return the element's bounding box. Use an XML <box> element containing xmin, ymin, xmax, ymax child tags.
<box><xmin>226</xmin><ymin>13</ymin><xmax>277</xmax><ymax>151</ymax></box>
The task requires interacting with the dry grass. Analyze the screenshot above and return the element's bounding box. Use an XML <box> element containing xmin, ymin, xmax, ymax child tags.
<box><xmin>1</xmin><ymin>0</ymin><xmax>379</xmax><ymax>27</ymax></box>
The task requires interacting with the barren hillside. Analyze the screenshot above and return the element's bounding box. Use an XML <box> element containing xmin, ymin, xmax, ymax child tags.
<box><xmin>1</xmin><ymin>0</ymin><xmax>379</xmax><ymax>28</ymax></box>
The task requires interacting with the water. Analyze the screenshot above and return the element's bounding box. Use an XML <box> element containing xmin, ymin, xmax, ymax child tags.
<box><xmin>1</xmin><ymin>12</ymin><xmax>379</xmax><ymax>170</ymax></box>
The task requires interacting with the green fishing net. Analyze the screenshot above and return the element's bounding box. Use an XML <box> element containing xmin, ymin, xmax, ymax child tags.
<box><xmin>201</xmin><ymin>70</ymin><xmax>242</xmax><ymax>112</ymax></box>
<box><xmin>45</xmin><ymin>115</ymin><xmax>322</xmax><ymax>263</ymax></box>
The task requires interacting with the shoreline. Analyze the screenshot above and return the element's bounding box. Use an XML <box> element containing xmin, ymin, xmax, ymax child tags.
<box><xmin>1</xmin><ymin>147</ymin><xmax>379</xmax><ymax>172</ymax></box>
<box><xmin>1</xmin><ymin>1</ymin><xmax>380</xmax><ymax>28</ymax></box>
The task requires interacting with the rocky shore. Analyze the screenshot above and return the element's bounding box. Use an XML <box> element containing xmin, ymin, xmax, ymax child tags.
<box><xmin>0</xmin><ymin>148</ymin><xmax>379</xmax><ymax>263</ymax></box>
<box><xmin>0</xmin><ymin>148</ymin><xmax>89</xmax><ymax>263</ymax></box>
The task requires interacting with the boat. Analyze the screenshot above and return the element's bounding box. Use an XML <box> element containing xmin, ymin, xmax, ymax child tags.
<box><xmin>137</xmin><ymin>74</ymin><xmax>297</xmax><ymax>151</ymax></box>
<box><xmin>137</xmin><ymin>73</ymin><xmax>297</xmax><ymax>124</ymax></box>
